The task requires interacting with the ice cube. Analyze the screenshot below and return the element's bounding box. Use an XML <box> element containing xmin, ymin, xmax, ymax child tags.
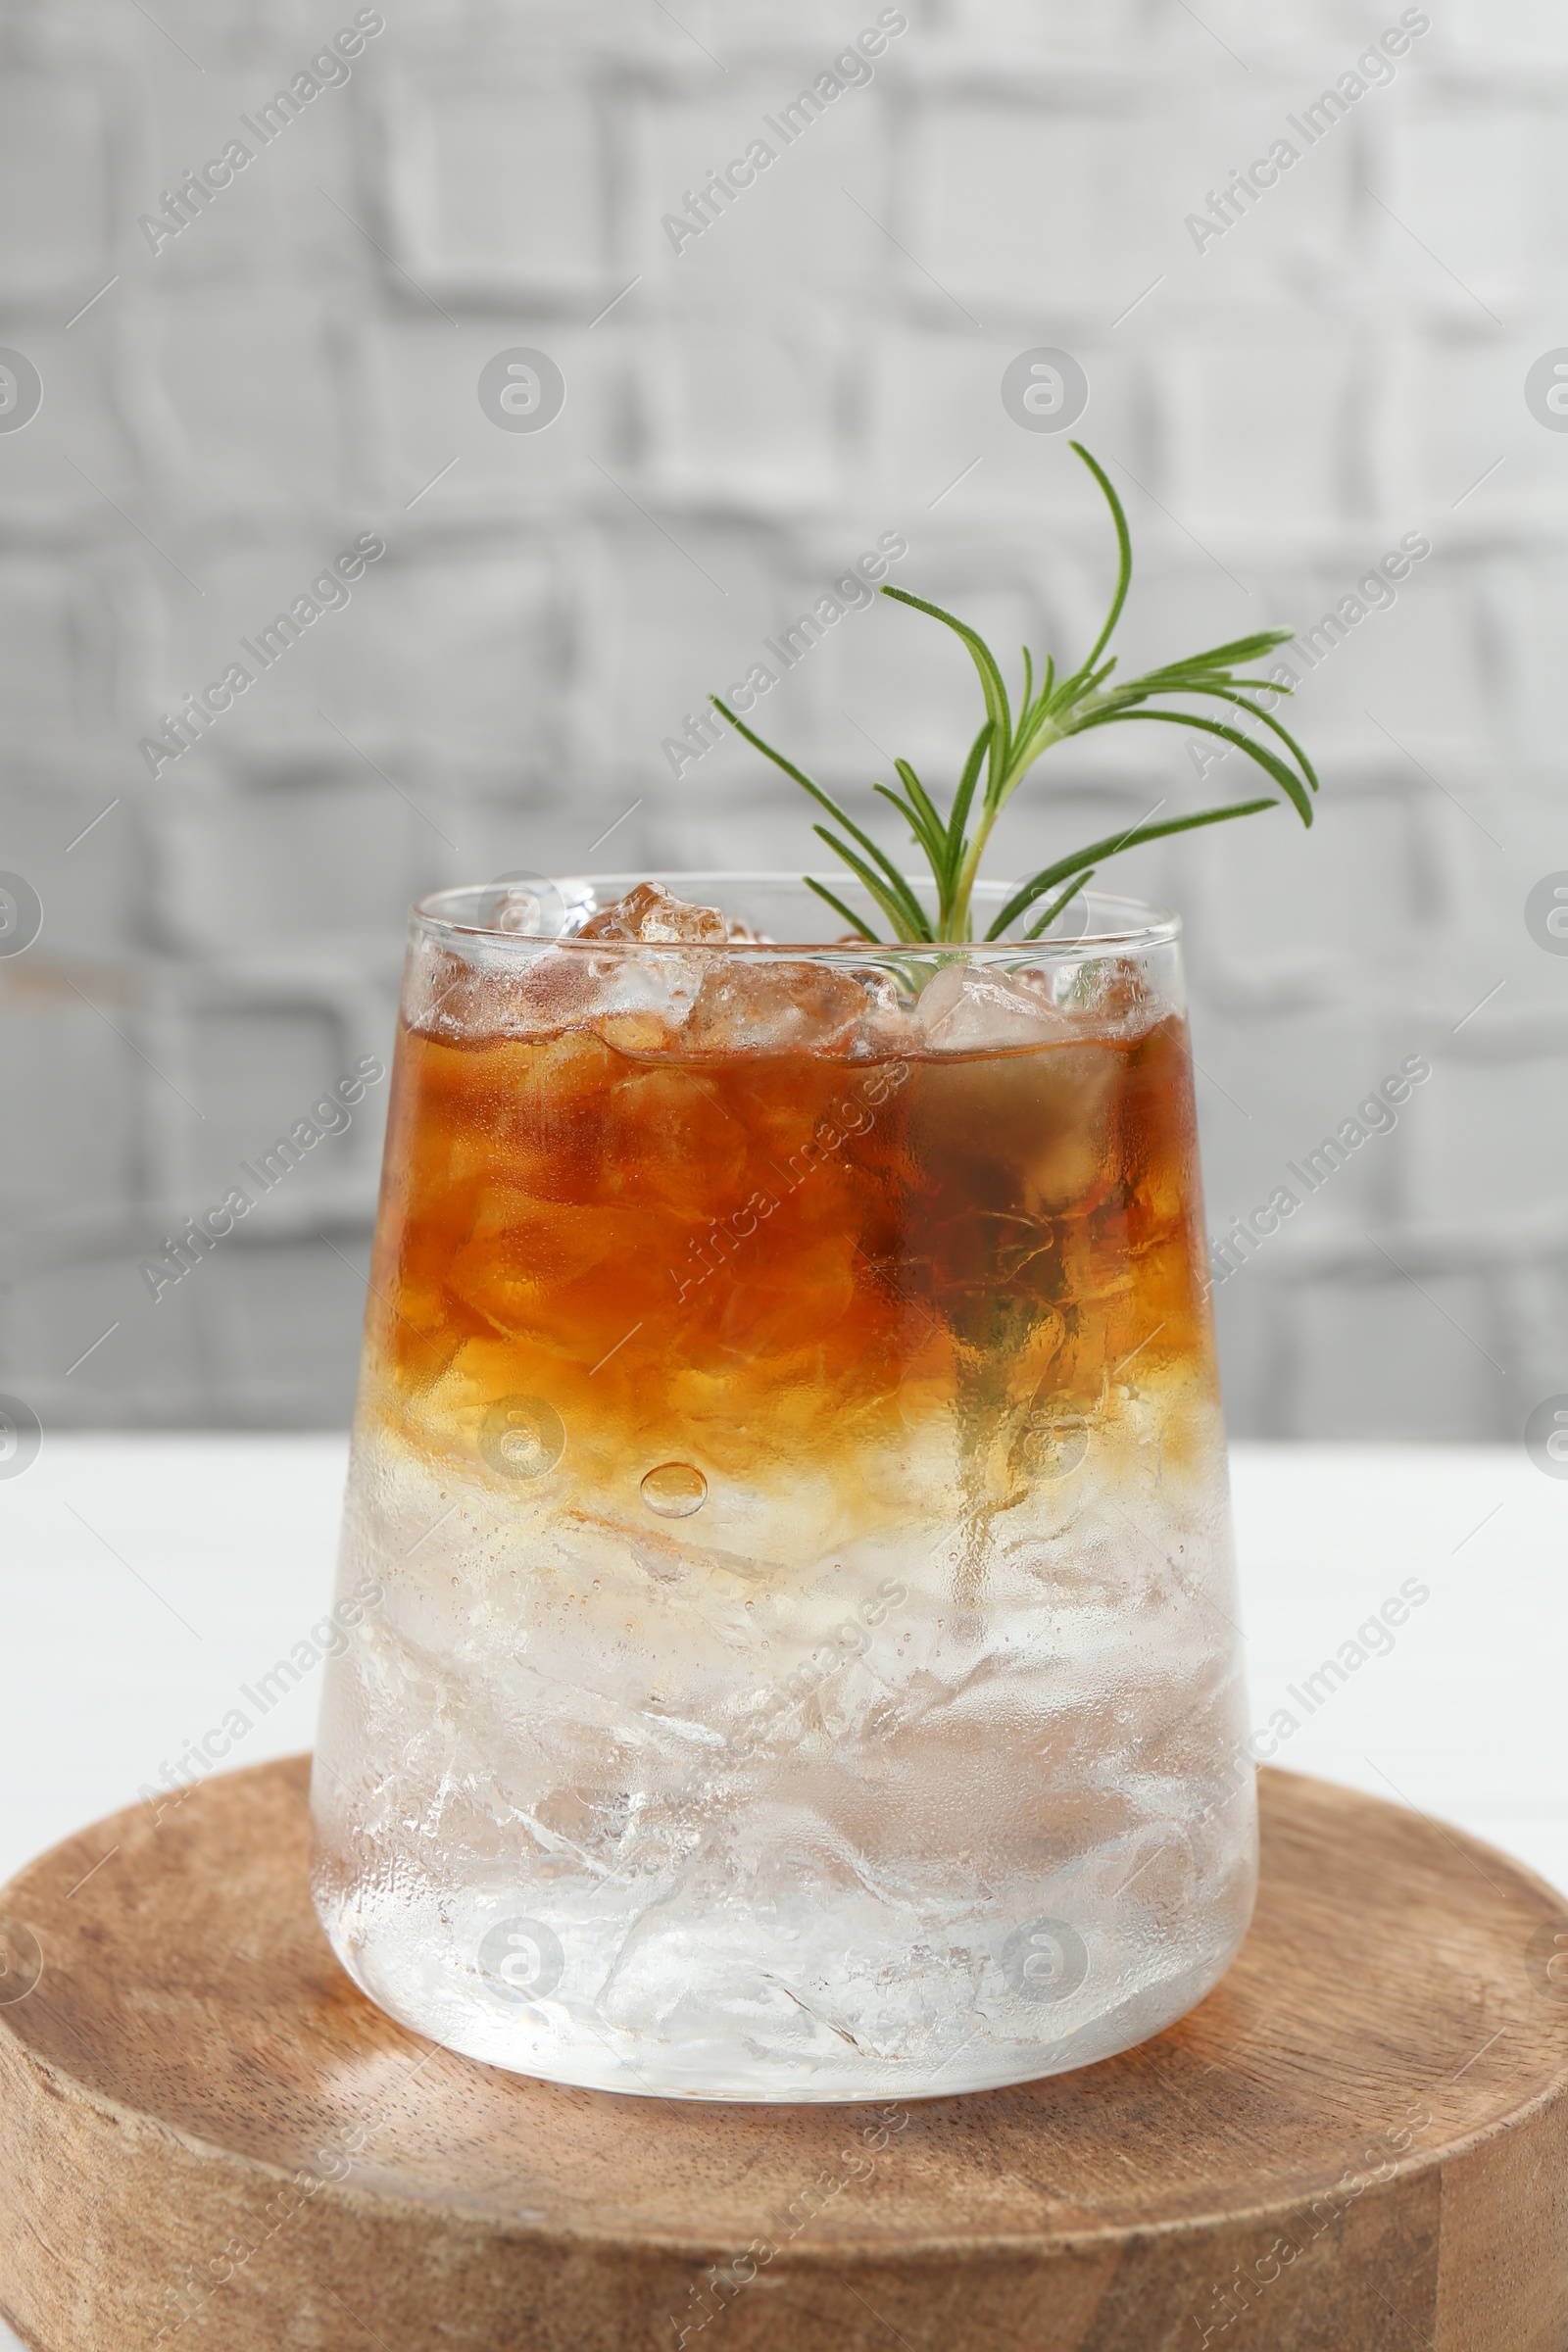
<box><xmin>576</xmin><ymin>881</ymin><xmax>728</xmax><ymax>945</ymax></box>
<box><xmin>402</xmin><ymin>936</ymin><xmax>600</xmax><ymax>1043</ymax></box>
<box><xmin>847</xmin><ymin>968</ymin><xmax>923</xmax><ymax>1059</ymax></box>
<box><xmin>594</xmin><ymin>1008</ymin><xmax>684</xmax><ymax>1056</ymax></box>
<box><xmin>907</xmin><ymin>1034</ymin><xmax>1126</xmax><ymax>1214</ymax></box>
<box><xmin>548</xmin><ymin>885</ymin><xmax>729</xmax><ymax>1040</ymax></box>
<box><xmin>683</xmin><ymin>959</ymin><xmax>872</xmax><ymax>1055</ymax></box>
<box><xmin>917</xmin><ymin>963</ymin><xmax>1074</xmax><ymax>1054</ymax></box>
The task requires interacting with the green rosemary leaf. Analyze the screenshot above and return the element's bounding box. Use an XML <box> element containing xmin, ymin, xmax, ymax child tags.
<box><xmin>1137</xmin><ymin>628</ymin><xmax>1297</xmax><ymax>677</ymax></box>
<box><xmin>873</xmin><ymin>781</ymin><xmax>949</xmax><ymax>882</ymax></box>
<box><xmin>1062</xmin><ymin>442</ymin><xmax>1132</xmax><ymax>684</ymax></box>
<box><xmin>810</xmin><ymin>825</ymin><xmax>931</xmax><ymax>942</ymax></box>
<box><xmin>879</xmin><ymin>587</ymin><xmax>1013</xmax><ymax>792</ymax></box>
<box><xmin>1163</xmin><ymin>682</ymin><xmax>1321</xmax><ymax>798</ymax></box>
<box><xmin>945</xmin><ymin>719</ymin><xmax>993</xmax><ymax>876</ymax></box>
<box><xmin>1068</xmin><ymin>669</ymin><xmax>1317</xmax><ymax>800</ymax></box>
<box><xmin>892</xmin><ymin>760</ymin><xmax>952</xmax><ymax>875</ymax></box>
<box><xmin>709</xmin><ymin>695</ymin><xmax>824</xmax><ymax>798</ymax></box>
<box><xmin>1024</xmin><ymin>868</ymin><xmax>1096</xmax><ymax>941</ymax></box>
<box><xmin>1109</xmin><ymin>667</ymin><xmax>1285</xmax><ymax>704</ymax></box>
<box><xmin>1069</xmin><ymin>706</ymin><xmax>1314</xmax><ymax>825</ymax></box>
<box><xmin>985</xmin><ymin>800</ymin><xmax>1277</xmax><ymax>939</ymax></box>
<box><xmin>804</xmin><ymin>875</ymin><xmax>879</xmax><ymax>941</ymax></box>
<box><xmin>1045</xmin><ymin>659</ymin><xmax>1118</xmax><ymax>720</ymax></box>
<box><xmin>874</xmin><ymin>778</ymin><xmax>941</xmax><ymax>848</ymax></box>
<box><xmin>711</xmin><ymin>697</ymin><xmax>931</xmax><ymax>928</ymax></box>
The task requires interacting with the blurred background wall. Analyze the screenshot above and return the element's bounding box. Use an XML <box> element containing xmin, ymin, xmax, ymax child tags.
<box><xmin>0</xmin><ymin>0</ymin><xmax>1563</xmax><ymax>1440</ymax></box>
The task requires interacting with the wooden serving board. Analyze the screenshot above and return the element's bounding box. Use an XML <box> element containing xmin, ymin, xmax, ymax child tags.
<box><xmin>2</xmin><ymin>1758</ymin><xmax>1567</xmax><ymax>2352</ymax></box>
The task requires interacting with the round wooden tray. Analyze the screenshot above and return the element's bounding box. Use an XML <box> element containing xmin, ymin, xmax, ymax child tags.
<box><xmin>2</xmin><ymin>1758</ymin><xmax>1567</xmax><ymax>2351</ymax></box>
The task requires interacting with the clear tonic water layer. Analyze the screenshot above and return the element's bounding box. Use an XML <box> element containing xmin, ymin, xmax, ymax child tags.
<box><xmin>312</xmin><ymin>879</ymin><xmax>1257</xmax><ymax>2101</ymax></box>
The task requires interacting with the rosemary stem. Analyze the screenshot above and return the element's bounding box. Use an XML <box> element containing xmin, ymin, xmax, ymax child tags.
<box><xmin>712</xmin><ymin>440</ymin><xmax>1315</xmax><ymax>945</ymax></box>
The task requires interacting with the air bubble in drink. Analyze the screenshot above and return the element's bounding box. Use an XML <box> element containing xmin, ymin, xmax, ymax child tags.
<box><xmin>640</xmin><ymin>1462</ymin><xmax>708</xmax><ymax>1517</ymax></box>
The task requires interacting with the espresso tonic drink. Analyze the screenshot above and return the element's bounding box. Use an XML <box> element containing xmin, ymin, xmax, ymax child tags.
<box><xmin>312</xmin><ymin>875</ymin><xmax>1256</xmax><ymax>2099</ymax></box>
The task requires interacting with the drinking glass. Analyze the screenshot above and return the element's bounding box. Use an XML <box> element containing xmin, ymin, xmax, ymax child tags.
<box><xmin>311</xmin><ymin>874</ymin><xmax>1256</xmax><ymax>2100</ymax></box>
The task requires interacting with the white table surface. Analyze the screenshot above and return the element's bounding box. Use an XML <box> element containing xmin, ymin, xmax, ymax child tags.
<box><xmin>0</xmin><ymin>1439</ymin><xmax>1562</xmax><ymax>2347</ymax></box>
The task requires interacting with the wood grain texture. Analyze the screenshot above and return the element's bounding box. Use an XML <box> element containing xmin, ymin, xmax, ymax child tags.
<box><xmin>1</xmin><ymin>1758</ymin><xmax>1566</xmax><ymax>2352</ymax></box>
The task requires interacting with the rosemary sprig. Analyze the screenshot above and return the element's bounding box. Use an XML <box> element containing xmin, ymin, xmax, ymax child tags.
<box><xmin>710</xmin><ymin>441</ymin><xmax>1316</xmax><ymax>945</ymax></box>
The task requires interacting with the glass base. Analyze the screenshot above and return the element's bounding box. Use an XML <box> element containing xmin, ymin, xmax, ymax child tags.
<box><xmin>314</xmin><ymin>1864</ymin><xmax>1255</xmax><ymax>2103</ymax></box>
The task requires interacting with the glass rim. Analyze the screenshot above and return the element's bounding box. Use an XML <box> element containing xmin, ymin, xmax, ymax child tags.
<box><xmin>411</xmin><ymin>873</ymin><xmax>1183</xmax><ymax>956</ymax></box>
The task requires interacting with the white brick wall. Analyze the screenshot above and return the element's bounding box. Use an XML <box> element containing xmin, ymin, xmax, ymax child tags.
<box><xmin>0</xmin><ymin>0</ymin><xmax>1564</xmax><ymax>1440</ymax></box>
